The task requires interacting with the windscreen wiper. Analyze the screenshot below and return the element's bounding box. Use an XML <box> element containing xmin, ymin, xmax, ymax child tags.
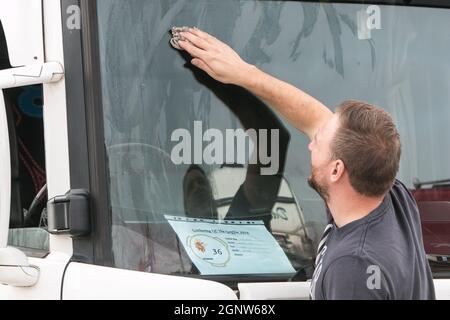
<box><xmin>413</xmin><ymin>178</ymin><xmax>450</xmax><ymax>189</ymax></box>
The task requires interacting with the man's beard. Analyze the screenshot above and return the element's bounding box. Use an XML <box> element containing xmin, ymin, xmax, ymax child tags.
<box><xmin>308</xmin><ymin>166</ymin><xmax>330</xmax><ymax>201</ymax></box>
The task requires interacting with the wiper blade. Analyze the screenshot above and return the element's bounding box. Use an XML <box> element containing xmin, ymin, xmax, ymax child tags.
<box><xmin>413</xmin><ymin>178</ymin><xmax>450</xmax><ymax>189</ymax></box>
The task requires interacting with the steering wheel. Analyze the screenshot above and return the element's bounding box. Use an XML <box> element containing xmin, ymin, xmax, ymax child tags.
<box><xmin>24</xmin><ymin>184</ymin><xmax>47</xmax><ymax>228</ymax></box>
<box><xmin>107</xmin><ymin>143</ymin><xmax>173</xmax><ymax>162</ymax></box>
<box><xmin>106</xmin><ymin>142</ymin><xmax>181</xmax><ymax>216</ymax></box>
<box><xmin>22</xmin><ymin>144</ymin><xmax>174</xmax><ymax>228</ymax></box>
<box><xmin>106</xmin><ymin>143</ymin><xmax>176</xmax><ymax>181</ymax></box>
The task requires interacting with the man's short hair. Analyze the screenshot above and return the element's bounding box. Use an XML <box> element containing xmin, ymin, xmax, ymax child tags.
<box><xmin>332</xmin><ymin>100</ymin><xmax>401</xmax><ymax>197</ymax></box>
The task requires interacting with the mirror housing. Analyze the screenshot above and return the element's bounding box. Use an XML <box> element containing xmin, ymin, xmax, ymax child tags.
<box><xmin>0</xmin><ymin>247</ymin><xmax>39</xmax><ymax>287</ymax></box>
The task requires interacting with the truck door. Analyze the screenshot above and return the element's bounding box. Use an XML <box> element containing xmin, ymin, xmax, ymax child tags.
<box><xmin>0</xmin><ymin>0</ymin><xmax>70</xmax><ymax>299</ymax></box>
<box><xmin>57</xmin><ymin>0</ymin><xmax>314</xmax><ymax>300</ymax></box>
<box><xmin>69</xmin><ymin>0</ymin><xmax>450</xmax><ymax>300</ymax></box>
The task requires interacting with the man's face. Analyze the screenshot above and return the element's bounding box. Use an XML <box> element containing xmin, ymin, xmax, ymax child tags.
<box><xmin>307</xmin><ymin>115</ymin><xmax>340</xmax><ymax>201</ymax></box>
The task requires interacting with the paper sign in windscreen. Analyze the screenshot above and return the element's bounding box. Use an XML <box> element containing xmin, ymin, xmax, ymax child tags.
<box><xmin>165</xmin><ymin>215</ymin><xmax>295</xmax><ymax>275</ymax></box>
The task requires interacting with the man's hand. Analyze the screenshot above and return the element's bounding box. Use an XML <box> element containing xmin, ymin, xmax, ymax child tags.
<box><xmin>178</xmin><ymin>27</ymin><xmax>333</xmax><ymax>140</ymax></box>
<box><xmin>178</xmin><ymin>27</ymin><xmax>254</xmax><ymax>86</ymax></box>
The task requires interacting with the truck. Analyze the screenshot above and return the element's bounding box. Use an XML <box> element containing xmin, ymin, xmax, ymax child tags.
<box><xmin>0</xmin><ymin>0</ymin><xmax>449</xmax><ymax>300</ymax></box>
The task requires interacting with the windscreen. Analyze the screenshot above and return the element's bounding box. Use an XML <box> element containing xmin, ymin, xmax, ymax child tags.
<box><xmin>96</xmin><ymin>0</ymin><xmax>450</xmax><ymax>279</ymax></box>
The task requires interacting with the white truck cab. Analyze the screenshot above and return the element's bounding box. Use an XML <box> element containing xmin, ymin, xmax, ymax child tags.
<box><xmin>0</xmin><ymin>0</ymin><xmax>449</xmax><ymax>300</ymax></box>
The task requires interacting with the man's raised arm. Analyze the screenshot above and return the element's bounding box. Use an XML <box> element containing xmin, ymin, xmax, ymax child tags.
<box><xmin>177</xmin><ymin>27</ymin><xmax>333</xmax><ymax>140</ymax></box>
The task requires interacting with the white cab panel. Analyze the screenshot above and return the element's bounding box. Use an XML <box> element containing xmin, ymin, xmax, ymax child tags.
<box><xmin>0</xmin><ymin>0</ymin><xmax>44</xmax><ymax>66</ymax></box>
<box><xmin>42</xmin><ymin>0</ymin><xmax>72</xmax><ymax>255</ymax></box>
<box><xmin>434</xmin><ymin>279</ymin><xmax>450</xmax><ymax>300</ymax></box>
<box><xmin>63</xmin><ymin>262</ymin><xmax>238</xmax><ymax>300</ymax></box>
<box><xmin>239</xmin><ymin>282</ymin><xmax>311</xmax><ymax>300</ymax></box>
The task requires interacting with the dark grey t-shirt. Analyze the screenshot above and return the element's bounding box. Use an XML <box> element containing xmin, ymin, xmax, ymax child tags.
<box><xmin>310</xmin><ymin>179</ymin><xmax>436</xmax><ymax>300</ymax></box>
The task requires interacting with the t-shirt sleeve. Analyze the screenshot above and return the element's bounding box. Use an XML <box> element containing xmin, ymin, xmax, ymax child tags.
<box><xmin>322</xmin><ymin>256</ymin><xmax>389</xmax><ymax>300</ymax></box>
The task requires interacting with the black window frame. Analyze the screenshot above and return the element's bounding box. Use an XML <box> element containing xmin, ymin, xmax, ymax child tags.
<box><xmin>61</xmin><ymin>0</ymin><xmax>113</xmax><ymax>266</ymax></box>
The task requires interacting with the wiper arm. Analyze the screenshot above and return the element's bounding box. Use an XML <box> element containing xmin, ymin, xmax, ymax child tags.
<box><xmin>413</xmin><ymin>178</ymin><xmax>450</xmax><ymax>189</ymax></box>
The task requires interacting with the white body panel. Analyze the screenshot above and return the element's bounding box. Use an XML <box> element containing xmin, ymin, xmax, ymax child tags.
<box><xmin>238</xmin><ymin>280</ymin><xmax>450</xmax><ymax>300</ymax></box>
<box><xmin>434</xmin><ymin>280</ymin><xmax>450</xmax><ymax>300</ymax></box>
<box><xmin>63</xmin><ymin>262</ymin><xmax>237</xmax><ymax>300</ymax></box>
<box><xmin>0</xmin><ymin>0</ymin><xmax>44</xmax><ymax>66</ymax></box>
<box><xmin>239</xmin><ymin>282</ymin><xmax>311</xmax><ymax>300</ymax></box>
<box><xmin>42</xmin><ymin>0</ymin><xmax>73</xmax><ymax>255</ymax></box>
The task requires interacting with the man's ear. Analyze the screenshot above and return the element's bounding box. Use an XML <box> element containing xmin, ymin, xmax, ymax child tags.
<box><xmin>330</xmin><ymin>159</ymin><xmax>345</xmax><ymax>183</ymax></box>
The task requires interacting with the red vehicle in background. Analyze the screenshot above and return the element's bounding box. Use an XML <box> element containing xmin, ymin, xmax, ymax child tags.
<box><xmin>412</xmin><ymin>178</ymin><xmax>450</xmax><ymax>277</ymax></box>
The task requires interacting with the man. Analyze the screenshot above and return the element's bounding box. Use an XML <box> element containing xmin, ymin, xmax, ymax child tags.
<box><xmin>175</xmin><ymin>27</ymin><xmax>436</xmax><ymax>300</ymax></box>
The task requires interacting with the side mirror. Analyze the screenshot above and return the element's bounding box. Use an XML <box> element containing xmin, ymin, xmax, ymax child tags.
<box><xmin>0</xmin><ymin>247</ymin><xmax>39</xmax><ymax>287</ymax></box>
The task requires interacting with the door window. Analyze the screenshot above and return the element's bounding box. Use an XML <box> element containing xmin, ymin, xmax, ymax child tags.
<box><xmin>1</xmin><ymin>22</ymin><xmax>49</xmax><ymax>255</ymax></box>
